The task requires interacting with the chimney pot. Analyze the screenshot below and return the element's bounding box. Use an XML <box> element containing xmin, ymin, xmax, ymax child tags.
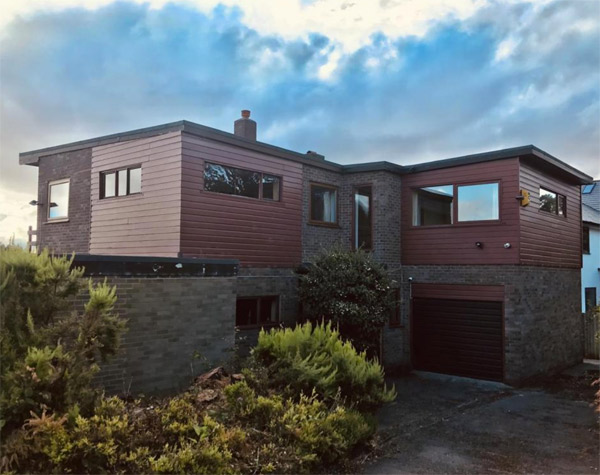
<box><xmin>241</xmin><ymin>109</ymin><xmax>251</xmax><ymax>118</ymax></box>
<box><xmin>234</xmin><ymin>109</ymin><xmax>257</xmax><ymax>141</ymax></box>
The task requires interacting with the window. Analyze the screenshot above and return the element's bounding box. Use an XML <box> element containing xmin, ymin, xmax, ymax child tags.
<box><xmin>539</xmin><ymin>187</ymin><xmax>566</xmax><ymax>217</ymax></box>
<box><xmin>583</xmin><ymin>226</ymin><xmax>590</xmax><ymax>254</ymax></box>
<box><xmin>235</xmin><ymin>296</ymin><xmax>279</xmax><ymax>327</ymax></box>
<box><xmin>457</xmin><ymin>183</ymin><xmax>499</xmax><ymax>222</ymax></box>
<box><xmin>48</xmin><ymin>179</ymin><xmax>70</xmax><ymax>220</ymax></box>
<box><xmin>204</xmin><ymin>163</ymin><xmax>280</xmax><ymax>201</ymax></box>
<box><xmin>585</xmin><ymin>288</ymin><xmax>597</xmax><ymax>313</ymax></box>
<box><xmin>101</xmin><ymin>166</ymin><xmax>142</xmax><ymax>199</ymax></box>
<box><xmin>354</xmin><ymin>186</ymin><xmax>372</xmax><ymax>249</ymax></box>
<box><xmin>413</xmin><ymin>185</ymin><xmax>453</xmax><ymax>226</ymax></box>
<box><xmin>583</xmin><ymin>184</ymin><xmax>596</xmax><ymax>194</ymax></box>
<box><xmin>310</xmin><ymin>184</ymin><xmax>337</xmax><ymax>224</ymax></box>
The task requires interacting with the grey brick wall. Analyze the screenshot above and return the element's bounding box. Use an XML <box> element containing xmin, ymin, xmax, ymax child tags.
<box><xmin>37</xmin><ymin>148</ymin><xmax>91</xmax><ymax>254</ymax></box>
<box><xmin>394</xmin><ymin>265</ymin><xmax>583</xmax><ymax>383</ymax></box>
<box><xmin>301</xmin><ymin>165</ymin><xmax>402</xmax><ymax>271</ymax></box>
<box><xmin>86</xmin><ymin>276</ymin><xmax>237</xmax><ymax>394</ymax></box>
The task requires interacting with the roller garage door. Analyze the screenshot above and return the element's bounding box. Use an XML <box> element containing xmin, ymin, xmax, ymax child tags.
<box><xmin>412</xmin><ymin>298</ymin><xmax>504</xmax><ymax>381</ymax></box>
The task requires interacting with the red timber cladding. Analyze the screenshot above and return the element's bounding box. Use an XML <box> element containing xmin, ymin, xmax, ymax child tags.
<box><xmin>401</xmin><ymin>158</ymin><xmax>520</xmax><ymax>265</ymax></box>
<box><xmin>519</xmin><ymin>160</ymin><xmax>581</xmax><ymax>268</ymax></box>
<box><xmin>90</xmin><ymin>132</ymin><xmax>182</xmax><ymax>257</ymax></box>
<box><xmin>180</xmin><ymin>133</ymin><xmax>302</xmax><ymax>267</ymax></box>
<box><xmin>412</xmin><ymin>283</ymin><xmax>505</xmax><ymax>301</ymax></box>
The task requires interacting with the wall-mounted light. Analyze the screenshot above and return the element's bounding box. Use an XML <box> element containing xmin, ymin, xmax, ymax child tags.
<box><xmin>29</xmin><ymin>200</ymin><xmax>42</xmax><ymax>206</ymax></box>
<box><xmin>504</xmin><ymin>243</ymin><xmax>511</xmax><ymax>249</ymax></box>
<box><xmin>475</xmin><ymin>241</ymin><xmax>483</xmax><ymax>249</ymax></box>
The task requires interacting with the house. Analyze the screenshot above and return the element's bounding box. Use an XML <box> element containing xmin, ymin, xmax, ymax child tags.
<box><xmin>20</xmin><ymin>111</ymin><xmax>593</xmax><ymax>391</ymax></box>
<box><xmin>582</xmin><ymin>181</ymin><xmax>600</xmax><ymax>313</ymax></box>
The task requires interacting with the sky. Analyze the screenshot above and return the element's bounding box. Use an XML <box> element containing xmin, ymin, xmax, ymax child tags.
<box><xmin>1</xmin><ymin>0</ymin><xmax>599</xmax><ymax>246</ymax></box>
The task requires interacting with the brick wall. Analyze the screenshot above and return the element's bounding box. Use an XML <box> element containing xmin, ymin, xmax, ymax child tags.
<box><xmin>37</xmin><ymin>148</ymin><xmax>91</xmax><ymax>254</ymax></box>
<box><xmin>85</xmin><ymin>276</ymin><xmax>237</xmax><ymax>394</ymax></box>
<box><xmin>397</xmin><ymin>265</ymin><xmax>583</xmax><ymax>383</ymax></box>
<box><xmin>302</xmin><ymin>165</ymin><xmax>402</xmax><ymax>270</ymax></box>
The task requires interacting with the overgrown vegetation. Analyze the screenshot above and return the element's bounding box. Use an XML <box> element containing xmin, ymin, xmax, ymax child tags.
<box><xmin>298</xmin><ymin>246</ymin><xmax>393</xmax><ymax>356</ymax></box>
<box><xmin>0</xmin><ymin>247</ymin><xmax>126</xmax><ymax>434</ymax></box>
<box><xmin>0</xmin><ymin>247</ymin><xmax>394</xmax><ymax>473</ymax></box>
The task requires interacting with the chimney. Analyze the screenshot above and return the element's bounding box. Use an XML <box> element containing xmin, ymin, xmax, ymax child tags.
<box><xmin>234</xmin><ymin>109</ymin><xmax>257</xmax><ymax>141</ymax></box>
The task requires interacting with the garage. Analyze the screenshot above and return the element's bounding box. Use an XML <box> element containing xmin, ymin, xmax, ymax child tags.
<box><xmin>411</xmin><ymin>285</ymin><xmax>504</xmax><ymax>382</ymax></box>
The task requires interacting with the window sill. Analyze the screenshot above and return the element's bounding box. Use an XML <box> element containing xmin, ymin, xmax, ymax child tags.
<box><xmin>308</xmin><ymin>221</ymin><xmax>340</xmax><ymax>229</ymax></box>
<box><xmin>409</xmin><ymin>220</ymin><xmax>503</xmax><ymax>229</ymax></box>
<box><xmin>44</xmin><ymin>218</ymin><xmax>69</xmax><ymax>224</ymax></box>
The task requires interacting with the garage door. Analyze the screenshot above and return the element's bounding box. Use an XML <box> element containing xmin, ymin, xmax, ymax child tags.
<box><xmin>412</xmin><ymin>298</ymin><xmax>503</xmax><ymax>381</ymax></box>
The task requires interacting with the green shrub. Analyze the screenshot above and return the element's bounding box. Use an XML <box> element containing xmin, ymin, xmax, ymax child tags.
<box><xmin>0</xmin><ymin>247</ymin><xmax>126</xmax><ymax>433</ymax></box>
<box><xmin>251</xmin><ymin>321</ymin><xmax>396</xmax><ymax>410</ymax></box>
<box><xmin>298</xmin><ymin>246</ymin><xmax>392</xmax><ymax>355</ymax></box>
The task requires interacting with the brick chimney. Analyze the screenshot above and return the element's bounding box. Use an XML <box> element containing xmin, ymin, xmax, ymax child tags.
<box><xmin>234</xmin><ymin>109</ymin><xmax>257</xmax><ymax>141</ymax></box>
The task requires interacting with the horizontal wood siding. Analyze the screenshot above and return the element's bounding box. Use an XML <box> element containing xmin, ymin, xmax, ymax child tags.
<box><xmin>90</xmin><ymin>132</ymin><xmax>182</xmax><ymax>257</ymax></box>
<box><xmin>180</xmin><ymin>133</ymin><xmax>302</xmax><ymax>267</ymax></box>
<box><xmin>401</xmin><ymin>159</ymin><xmax>520</xmax><ymax>265</ymax></box>
<box><xmin>519</xmin><ymin>160</ymin><xmax>581</xmax><ymax>268</ymax></box>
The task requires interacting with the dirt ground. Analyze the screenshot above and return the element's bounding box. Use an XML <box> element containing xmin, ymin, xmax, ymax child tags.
<box><xmin>362</xmin><ymin>362</ymin><xmax>599</xmax><ymax>474</ymax></box>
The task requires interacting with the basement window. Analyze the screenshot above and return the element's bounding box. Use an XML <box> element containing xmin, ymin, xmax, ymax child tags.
<box><xmin>101</xmin><ymin>166</ymin><xmax>141</xmax><ymax>199</ymax></box>
<box><xmin>236</xmin><ymin>296</ymin><xmax>280</xmax><ymax>328</ymax></box>
<box><xmin>48</xmin><ymin>179</ymin><xmax>70</xmax><ymax>220</ymax></box>
<box><xmin>204</xmin><ymin>162</ymin><xmax>280</xmax><ymax>201</ymax></box>
<box><xmin>539</xmin><ymin>187</ymin><xmax>566</xmax><ymax>217</ymax></box>
<box><xmin>413</xmin><ymin>185</ymin><xmax>453</xmax><ymax>226</ymax></box>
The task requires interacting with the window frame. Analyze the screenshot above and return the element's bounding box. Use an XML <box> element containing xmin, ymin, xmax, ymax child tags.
<box><xmin>582</xmin><ymin>184</ymin><xmax>596</xmax><ymax>194</ymax></box>
<box><xmin>47</xmin><ymin>178</ymin><xmax>70</xmax><ymax>222</ymax></box>
<box><xmin>352</xmin><ymin>184</ymin><xmax>373</xmax><ymax>250</ymax></box>
<box><xmin>203</xmin><ymin>162</ymin><xmax>282</xmax><ymax>202</ymax></box>
<box><xmin>235</xmin><ymin>295</ymin><xmax>281</xmax><ymax>329</ymax></box>
<box><xmin>100</xmin><ymin>165</ymin><xmax>142</xmax><ymax>199</ymax></box>
<box><xmin>411</xmin><ymin>180</ymin><xmax>501</xmax><ymax>228</ymax></box>
<box><xmin>584</xmin><ymin>287</ymin><xmax>597</xmax><ymax>313</ymax></box>
<box><xmin>309</xmin><ymin>182</ymin><xmax>339</xmax><ymax>227</ymax></box>
<box><xmin>538</xmin><ymin>186</ymin><xmax>567</xmax><ymax>218</ymax></box>
<box><xmin>583</xmin><ymin>226</ymin><xmax>590</xmax><ymax>254</ymax></box>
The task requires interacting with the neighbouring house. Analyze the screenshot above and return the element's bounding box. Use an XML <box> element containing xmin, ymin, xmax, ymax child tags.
<box><xmin>20</xmin><ymin>111</ymin><xmax>593</xmax><ymax>391</ymax></box>
<box><xmin>582</xmin><ymin>181</ymin><xmax>600</xmax><ymax>313</ymax></box>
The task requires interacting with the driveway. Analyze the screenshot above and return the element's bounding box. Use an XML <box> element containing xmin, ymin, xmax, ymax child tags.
<box><xmin>363</xmin><ymin>362</ymin><xmax>599</xmax><ymax>474</ymax></box>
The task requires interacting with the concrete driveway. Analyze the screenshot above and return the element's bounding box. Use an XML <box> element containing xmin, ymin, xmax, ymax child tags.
<box><xmin>363</xmin><ymin>362</ymin><xmax>599</xmax><ymax>474</ymax></box>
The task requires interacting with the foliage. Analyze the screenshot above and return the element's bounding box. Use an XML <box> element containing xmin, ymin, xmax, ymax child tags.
<box><xmin>0</xmin><ymin>247</ymin><xmax>126</xmax><ymax>433</ymax></box>
<box><xmin>298</xmin><ymin>246</ymin><xmax>392</xmax><ymax>355</ymax></box>
<box><xmin>250</xmin><ymin>321</ymin><xmax>396</xmax><ymax>410</ymax></box>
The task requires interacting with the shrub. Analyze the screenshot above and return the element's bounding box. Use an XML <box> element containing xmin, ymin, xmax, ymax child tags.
<box><xmin>251</xmin><ymin>321</ymin><xmax>396</xmax><ymax>410</ymax></box>
<box><xmin>0</xmin><ymin>247</ymin><xmax>126</xmax><ymax>433</ymax></box>
<box><xmin>298</xmin><ymin>246</ymin><xmax>392</xmax><ymax>355</ymax></box>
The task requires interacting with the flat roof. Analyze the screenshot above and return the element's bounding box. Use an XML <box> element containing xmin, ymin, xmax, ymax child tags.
<box><xmin>19</xmin><ymin>120</ymin><xmax>593</xmax><ymax>183</ymax></box>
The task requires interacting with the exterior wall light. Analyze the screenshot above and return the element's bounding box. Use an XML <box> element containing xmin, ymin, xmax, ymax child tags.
<box><xmin>504</xmin><ymin>243</ymin><xmax>512</xmax><ymax>249</ymax></box>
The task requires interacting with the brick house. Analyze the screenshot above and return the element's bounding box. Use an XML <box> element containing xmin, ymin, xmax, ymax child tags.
<box><xmin>20</xmin><ymin>111</ymin><xmax>592</xmax><ymax>391</ymax></box>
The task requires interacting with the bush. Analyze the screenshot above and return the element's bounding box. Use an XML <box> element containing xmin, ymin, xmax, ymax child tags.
<box><xmin>251</xmin><ymin>321</ymin><xmax>396</xmax><ymax>410</ymax></box>
<box><xmin>0</xmin><ymin>247</ymin><xmax>126</xmax><ymax>433</ymax></box>
<box><xmin>298</xmin><ymin>246</ymin><xmax>392</xmax><ymax>355</ymax></box>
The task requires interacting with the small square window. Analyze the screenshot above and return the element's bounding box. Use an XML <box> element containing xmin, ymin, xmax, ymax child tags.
<box><xmin>539</xmin><ymin>187</ymin><xmax>566</xmax><ymax>217</ymax></box>
<box><xmin>413</xmin><ymin>185</ymin><xmax>453</xmax><ymax>226</ymax></box>
<box><xmin>48</xmin><ymin>180</ymin><xmax>70</xmax><ymax>220</ymax></box>
<box><xmin>310</xmin><ymin>184</ymin><xmax>337</xmax><ymax>224</ymax></box>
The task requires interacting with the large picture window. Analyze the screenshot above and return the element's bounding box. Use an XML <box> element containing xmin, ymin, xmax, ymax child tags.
<box><xmin>235</xmin><ymin>296</ymin><xmax>279</xmax><ymax>328</ymax></box>
<box><xmin>101</xmin><ymin>166</ymin><xmax>141</xmax><ymax>199</ymax></box>
<box><xmin>539</xmin><ymin>187</ymin><xmax>566</xmax><ymax>217</ymax></box>
<box><xmin>310</xmin><ymin>184</ymin><xmax>337</xmax><ymax>224</ymax></box>
<box><xmin>457</xmin><ymin>183</ymin><xmax>499</xmax><ymax>222</ymax></box>
<box><xmin>48</xmin><ymin>179</ymin><xmax>70</xmax><ymax>220</ymax></box>
<box><xmin>204</xmin><ymin>163</ymin><xmax>280</xmax><ymax>201</ymax></box>
<box><xmin>413</xmin><ymin>185</ymin><xmax>453</xmax><ymax>226</ymax></box>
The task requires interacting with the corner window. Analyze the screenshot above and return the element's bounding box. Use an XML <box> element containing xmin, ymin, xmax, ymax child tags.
<box><xmin>101</xmin><ymin>166</ymin><xmax>142</xmax><ymax>199</ymax></box>
<box><xmin>354</xmin><ymin>186</ymin><xmax>372</xmax><ymax>249</ymax></box>
<box><xmin>310</xmin><ymin>184</ymin><xmax>338</xmax><ymax>224</ymax></box>
<box><xmin>539</xmin><ymin>187</ymin><xmax>566</xmax><ymax>217</ymax></box>
<box><xmin>413</xmin><ymin>185</ymin><xmax>453</xmax><ymax>226</ymax></box>
<box><xmin>204</xmin><ymin>163</ymin><xmax>280</xmax><ymax>201</ymax></box>
<box><xmin>583</xmin><ymin>226</ymin><xmax>590</xmax><ymax>254</ymax></box>
<box><xmin>457</xmin><ymin>183</ymin><xmax>499</xmax><ymax>222</ymax></box>
<box><xmin>235</xmin><ymin>296</ymin><xmax>279</xmax><ymax>328</ymax></box>
<box><xmin>48</xmin><ymin>179</ymin><xmax>70</xmax><ymax>220</ymax></box>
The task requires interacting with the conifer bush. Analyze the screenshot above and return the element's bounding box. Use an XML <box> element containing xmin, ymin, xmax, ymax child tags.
<box><xmin>298</xmin><ymin>246</ymin><xmax>392</xmax><ymax>356</ymax></box>
<box><xmin>251</xmin><ymin>321</ymin><xmax>396</xmax><ymax>410</ymax></box>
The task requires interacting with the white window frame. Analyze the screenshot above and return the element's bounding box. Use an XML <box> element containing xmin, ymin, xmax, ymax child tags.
<box><xmin>47</xmin><ymin>178</ymin><xmax>70</xmax><ymax>222</ymax></box>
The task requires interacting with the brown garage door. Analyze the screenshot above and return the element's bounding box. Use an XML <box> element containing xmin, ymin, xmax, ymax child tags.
<box><xmin>412</xmin><ymin>298</ymin><xmax>503</xmax><ymax>381</ymax></box>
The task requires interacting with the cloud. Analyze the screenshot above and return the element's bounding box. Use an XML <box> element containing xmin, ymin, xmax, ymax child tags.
<box><xmin>0</xmin><ymin>0</ymin><xmax>598</xmax><ymax>246</ymax></box>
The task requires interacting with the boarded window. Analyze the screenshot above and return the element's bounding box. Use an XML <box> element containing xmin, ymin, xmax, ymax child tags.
<box><xmin>413</xmin><ymin>185</ymin><xmax>453</xmax><ymax>226</ymax></box>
